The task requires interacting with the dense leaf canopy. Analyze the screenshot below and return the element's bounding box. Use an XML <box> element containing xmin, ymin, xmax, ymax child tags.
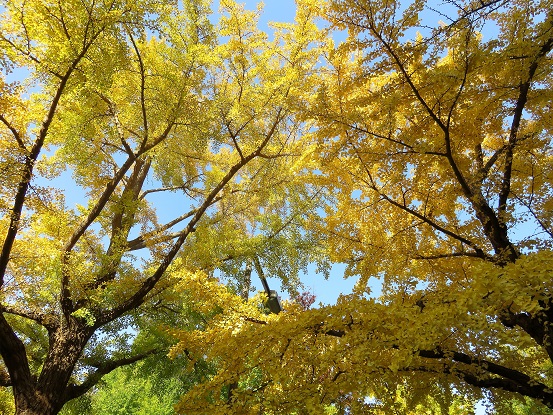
<box><xmin>0</xmin><ymin>0</ymin><xmax>322</xmax><ymax>413</ymax></box>
<box><xmin>1</xmin><ymin>0</ymin><xmax>553</xmax><ymax>414</ymax></box>
<box><xmin>170</xmin><ymin>0</ymin><xmax>553</xmax><ymax>413</ymax></box>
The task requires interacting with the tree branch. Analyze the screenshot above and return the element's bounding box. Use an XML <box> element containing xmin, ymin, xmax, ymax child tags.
<box><xmin>0</xmin><ymin>31</ymin><xmax>103</xmax><ymax>288</ymax></box>
<box><xmin>139</xmin><ymin>182</ymin><xmax>198</xmax><ymax>200</ymax></box>
<box><xmin>126</xmin><ymin>192</ymin><xmax>236</xmax><ymax>251</ymax></box>
<box><xmin>0</xmin><ymin>304</ymin><xmax>58</xmax><ymax>332</ymax></box>
<box><xmin>89</xmin><ymin>159</ymin><xmax>152</xmax><ymax>289</ymax></box>
<box><xmin>0</xmin><ymin>313</ymin><xmax>33</xmax><ymax>395</ymax></box>
<box><xmin>413</xmin><ymin>252</ymin><xmax>485</xmax><ymax>260</ymax></box>
<box><xmin>61</xmin><ymin>155</ymin><xmax>137</xmax><ymax>314</ymax></box>
<box><xmin>126</xmin><ymin>28</ymin><xmax>149</xmax><ymax>143</ymax></box>
<box><xmin>498</xmin><ymin>15</ymin><xmax>553</xmax><ymax>217</ymax></box>
<box><xmin>95</xmin><ymin>108</ymin><xmax>287</xmax><ymax>326</ymax></box>
<box><xmin>64</xmin><ymin>349</ymin><xmax>160</xmax><ymax>402</ymax></box>
<box><xmin>349</xmin><ymin>141</ymin><xmax>488</xmax><ymax>259</ymax></box>
<box><xmin>0</xmin><ymin>366</ymin><xmax>11</xmax><ymax>387</ymax></box>
<box><xmin>416</xmin><ymin>347</ymin><xmax>553</xmax><ymax>408</ymax></box>
<box><xmin>95</xmin><ymin>92</ymin><xmax>135</xmax><ymax>156</ymax></box>
<box><xmin>499</xmin><ymin>307</ymin><xmax>553</xmax><ymax>362</ymax></box>
<box><xmin>0</xmin><ymin>114</ymin><xmax>27</xmax><ymax>152</ymax></box>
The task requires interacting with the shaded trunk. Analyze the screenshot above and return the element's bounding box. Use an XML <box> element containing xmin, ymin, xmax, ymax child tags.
<box><xmin>8</xmin><ymin>319</ymin><xmax>91</xmax><ymax>415</ymax></box>
<box><xmin>14</xmin><ymin>394</ymin><xmax>59</xmax><ymax>415</ymax></box>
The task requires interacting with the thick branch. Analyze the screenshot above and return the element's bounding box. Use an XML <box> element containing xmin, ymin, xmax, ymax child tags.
<box><xmin>321</xmin><ymin>321</ymin><xmax>553</xmax><ymax>405</ymax></box>
<box><xmin>413</xmin><ymin>252</ymin><xmax>484</xmax><ymax>260</ymax></box>
<box><xmin>0</xmin><ymin>304</ymin><xmax>57</xmax><ymax>331</ymax></box>
<box><xmin>88</xmin><ymin>159</ymin><xmax>152</xmax><ymax>290</ymax></box>
<box><xmin>64</xmin><ymin>349</ymin><xmax>160</xmax><ymax>402</ymax></box>
<box><xmin>95</xmin><ymin>108</ymin><xmax>286</xmax><ymax>326</ymax></box>
<box><xmin>417</xmin><ymin>347</ymin><xmax>553</xmax><ymax>408</ymax></box>
<box><xmin>499</xmin><ymin>308</ymin><xmax>553</xmax><ymax>361</ymax></box>
<box><xmin>0</xmin><ymin>313</ymin><xmax>34</xmax><ymax>396</ymax></box>
<box><xmin>418</xmin><ymin>347</ymin><xmax>529</xmax><ymax>384</ymax></box>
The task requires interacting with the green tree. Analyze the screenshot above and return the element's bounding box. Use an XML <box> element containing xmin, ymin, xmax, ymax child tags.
<box><xmin>0</xmin><ymin>0</ymin><xmax>322</xmax><ymax>413</ymax></box>
<box><xmin>61</xmin><ymin>360</ymin><xmax>188</xmax><ymax>415</ymax></box>
<box><xmin>92</xmin><ymin>366</ymin><xmax>181</xmax><ymax>415</ymax></box>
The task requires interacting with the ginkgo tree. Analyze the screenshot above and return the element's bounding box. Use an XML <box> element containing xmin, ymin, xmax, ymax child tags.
<box><xmin>169</xmin><ymin>0</ymin><xmax>553</xmax><ymax>413</ymax></box>
<box><xmin>0</xmin><ymin>0</ymin><xmax>324</xmax><ymax>413</ymax></box>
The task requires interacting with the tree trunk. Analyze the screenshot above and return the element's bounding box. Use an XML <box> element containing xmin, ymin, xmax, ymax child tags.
<box><xmin>14</xmin><ymin>393</ymin><xmax>60</xmax><ymax>415</ymax></box>
<box><xmin>8</xmin><ymin>319</ymin><xmax>91</xmax><ymax>415</ymax></box>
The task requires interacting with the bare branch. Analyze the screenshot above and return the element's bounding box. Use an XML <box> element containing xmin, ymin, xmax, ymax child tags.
<box><xmin>126</xmin><ymin>192</ymin><xmax>235</xmax><ymax>251</ymax></box>
<box><xmin>86</xmin><ymin>159</ymin><xmax>153</xmax><ymax>289</ymax></box>
<box><xmin>0</xmin><ymin>34</ymin><xmax>57</xmax><ymax>77</ymax></box>
<box><xmin>139</xmin><ymin>182</ymin><xmax>198</xmax><ymax>200</ymax></box>
<box><xmin>368</xmin><ymin>24</ymin><xmax>448</xmax><ymax>134</ymax></box>
<box><xmin>126</xmin><ymin>217</ymin><xmax>196</xmax><ymax>251</ymax></box>
<box><xmin>511</xmin><ymin>191</ymin><xmax>553</xmax><ymax>240</ymax></box>
<box><xmin>126</xmin><ymin>28</ymin><xmax>149</xmax><ymax>143</ymax></box>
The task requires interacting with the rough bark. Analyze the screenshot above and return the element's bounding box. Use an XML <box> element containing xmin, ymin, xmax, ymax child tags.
<box><xmin>4</xmin><ymin>317</ymin><xmax>92</xmax><ymax>415</ymax></box>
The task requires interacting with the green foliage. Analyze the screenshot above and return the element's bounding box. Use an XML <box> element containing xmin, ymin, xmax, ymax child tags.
<box><xmin>91</xmin><ymin>363</ymin><xmax>181</xmax><ymax>415</ymax></box>
<box><xmin>0</xmin><ymin>0</ymin><xmax>323</xmax><ymax>413</ymax></box>
<box><xmin>0</xmin><ymin>388</ymin><xmax>14</xmax><ymax>415</ymax></box>
<box><xmin>497</xmin><ymin>397</ymin><xmax>553</xmax><ymax>415</ymax></box>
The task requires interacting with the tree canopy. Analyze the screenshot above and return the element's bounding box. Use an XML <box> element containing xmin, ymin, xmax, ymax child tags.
<box><xmin>169</xmin><ymin>0</ymin><xmax>553</xmax><ymax>413</ymax></box>
<box><xmin>0</xmin><ymin>0</ymin><xmax>323</xmax><ymax>413</ymax></box>
<box><xmin>1</xmin><ymin>0</ymin><xmax>553</xmax><ymax>414</ymax></box>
